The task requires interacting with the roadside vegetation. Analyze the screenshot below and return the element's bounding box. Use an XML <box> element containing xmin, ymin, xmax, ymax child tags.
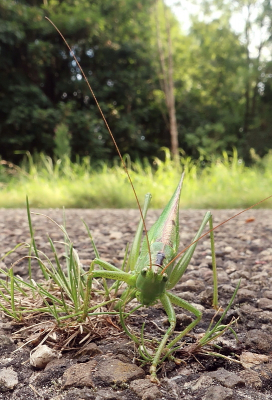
<box><xmin>1</xmin><ymin>149</ymin><xmax>272</xmax><ymax>209</ymax></box>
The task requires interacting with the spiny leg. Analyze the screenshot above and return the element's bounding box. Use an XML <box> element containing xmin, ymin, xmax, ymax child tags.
<box><xmin>89</xmin><ymin>259</ymin><xmax>136</xmax><ymax>301</ymax></box>
<box><xmin>89</xmin><ymin>259</ymin><xmax>135</xmax><ymax>283</ymax></box>
<box><xmin>89</xmin><ymin>259</ymin><xmax>139</xmax><ymax>312</ymax></box>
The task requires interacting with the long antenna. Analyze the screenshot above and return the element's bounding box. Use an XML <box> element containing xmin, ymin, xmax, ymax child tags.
<box><xmin>161</xmin><ymin>194</ymin><xmax>272</xmax><ymax>274</ymax></box>
<box><xmin>45</xmin><ymin>17</ymin><xmax>153</xmax><ymax>268</ymax></box>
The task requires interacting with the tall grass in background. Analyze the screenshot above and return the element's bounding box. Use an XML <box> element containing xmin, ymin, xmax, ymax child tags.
<box><xmin>0</xmin><ymin>149</ymin><xmax>272</xmax><ymax>209</ymax></box>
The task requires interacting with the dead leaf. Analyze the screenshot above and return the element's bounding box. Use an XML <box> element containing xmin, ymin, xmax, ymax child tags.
<box><xmin>245</xmin><ymin>217</ymin><xmax>255</xmax><ymax>223</ymax></box>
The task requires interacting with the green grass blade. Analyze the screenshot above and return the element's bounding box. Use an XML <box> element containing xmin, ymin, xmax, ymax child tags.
<box><xmin>82</xmin><ymin>220</ymin><xmax>100</xmax><ymax>258</ymax></box>
<box><xmin>26</xmin><ymin>197</ymin><xmax>49</xmax><ymax>279</ymax></box>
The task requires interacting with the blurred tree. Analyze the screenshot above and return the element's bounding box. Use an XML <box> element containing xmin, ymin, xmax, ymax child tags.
<box><xmin>236</xmin><ymin>0</ymin><xmax>272</xmax><ymax>159</ymax></box>
<box><xmin>154</xmin><ymin>0</ymin><xmax>179</xmax><ymax>159</ymax></box>
<box><xmin>0</xmin><ymin>0</ymin><xmax>164</xmax><ymax>163</ymax></box>
<box><xmin>181</xmin><ymin>17</ymin><xmax>246</xmax><ymax>158</ymax></box>
<box><xmin>53</xmin><ymin>122</ymin><xmax>71</xmax><ymax>160</ymax></box>
<box><xmin>189</xmin><ymin>0</ymin><xmax>272</xmax><ymax>160</ymax></box>
<box><xmin>1</xmin><ymin>0</ymin><xmax>272</xmax><ymax>165</ymax></box>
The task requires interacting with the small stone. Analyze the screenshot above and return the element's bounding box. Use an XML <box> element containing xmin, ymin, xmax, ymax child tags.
<box><xmin>184</xmin><ymin>374</ymin><xmax>213</xmax><ymax>391</ymax></box>
<box><xmin>224</xmin><ymin>246</ymin><xmax>234</xmax><ymax>253</ymax></box>
<box><xmin>199</xmin><ymin>288</ymin><xmax>213</xmax><ymax>306</ymax></box>
<box><xmin>44</xmin><ymin>358</ymin><xmax>72</xmax><ymax>371</ymax></box>
<box><xmin>225</xmin><ymin>261</ymin><xmax>237</xmax><ymax>273</ymax></box>
<box><xmin>259</xmin><ymin>249</ymin><xmax>272</xmax><ymax>256</ymax></box>
<box><xmin>239</xmin><ymin>369</ymin><xmax>262</xmax><ymax>388</ymax></box>
<box><xmin>76</xmin><ymin>342</ymin><xmax>102</xmax><ymax>357</ymax></box>
<box><xmin>257</xmin><ymin>298</ymin><xmax>272</xmax><ymax>310</ymax></box>
<box><xmin>237</xmin><ymin>233</ymin><xmax>252</xmax><ymax>241</ymax></box>
<box><xmin>263</xmin><ymin>290</ymin><xmax>272</xmax><ymax>299</ymax></box>
<box><xmin>252</xmin><ymin>363</ymin><xmax>272</xmax><ymax>385</ymax></box>
<box><xmin>237</xmin><ymin>288</ymin><xmax>257</xmax><ymax>300</ymax></box>
<box><xmin>30</xmin><ymin>345</ymin><xmax>61</xmax><ymax>369</ymax></box>
<box><xmin>204</xmin><ymin>385</ymin><xmax>233</xmax><ymax>400</ymax></box>
<box><xmin>217</xmin><ymin>269</ymin><xmax>229</xmax><ymax>283</ymax></box>
<box><xmin>229</xmin><ymin>271</ymin><xmax>242</xmax><ymax>280</ymax></box>
<box><xmin>176</xmin><ymin>291</ymin><xmax>195</xmax><ymax>302</ymax></box>
<box><xmin>239</xmin><ymin>270</ymin><xmax>250</xmax><ymax>279</ymax></box>
<box><xmin>0</xmin><ymin>335</ymin><xmax>14</xmax><ymax>348</ymax></box>
<box><xmin>130</xmin><ymin>379</ymin><xmax>162</xmax><ymax>400</ymax></box>
<box><xmin>176</xmin><ymin>313</ymin><xmax>193</xmax><ymax>328</ymax></box>
<box><xmin>115</xmin><ymin>354</ymin><xmax>132</xmax><ymax>364</ymax></box>
<box><xmin>109</xmin><ymin>231</ymin><xmax>122</xmax><ymax>240</ymax></box>
<box><xmin>62</xmin><ymin>360</ymin><xmax>97</xmax><ymax>389</ymax></box>
<box><xmin>252</xmin><ymin>238</ymin><xmax>262</xmax><ymax>246</ymax></box>
<box><xmin>200</xmin><ymin>269</ymin><xmax>213</xmax><ymax>282</ymax></box>
<box><xmin>56</xmin><ymin>387</ymin><xmax>95</xmax><ymax>400</ymax></box>
<box><xmin>252</xmin><ymin>272</ymin><xmax>268</xmax><ymax>281</ymax></box>
<box><xmin>259</xmin><ymin>310</ymin><xmax>272</xmax><ymax>324</ymax></box>
<box><xmin>106</xmin><ymin>341</ymin><xmax>135</xmax><ymax>359</ymax></box>
<box><xmin>219</xmin><ymin>284</ymin><xmax>236</xmax><ymax>294</ymax></box>
<box><xmin>198</xmin><ymin>259</ymin><xmax>209</xmax><ymax>267</ymax></box>
<box><xmin>94</xmin><ymin>358</ymin><xmax>145</xmax><ymax>385</ymax></box>
<box><xmin>209</xmin><ymin>367</ymin><xmax>245</xmax><ymax>388</ymax></box>
<box><xmin>240</xmin><ymin>351</ymin><xmax>269</xmax><ymax>368</ymax></box>
<box><xmin>176</xmin><ymin>279</ymin><xmax>205</xmax><ymax>292</ymax></box>
<box><xmin>190</xmin><ymin>302</ymin><xmax>205</xmax><ymax>312</ymax></box>
<box><xmin>0</xmin><ymin>367</ymin><xmax>18</xmax><ymax>392</ymax></box>
<box><xmin>245</xmin><ymin>329</ymin><xmax>272</xmax><ymax>352</ymax></box>
<box><xmin>95</xmin><ymin>388</ymin><xmax>124</xmax><ymax>399</ymax></box>
<box><xmin>239</xmin><ymin>304</ymin><xmax>259</xmax><ymax>315</ymax></box>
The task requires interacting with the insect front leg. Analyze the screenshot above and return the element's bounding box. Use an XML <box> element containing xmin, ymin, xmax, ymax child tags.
<box><xmin>89</xmin><ymin>259</ymin><xmax>137</xmax><ymax>312</ymax></box>
<box><xmin>89</xmin><ymin>259</ymin><xmax>135</xmax><ymax>284</ymax></box>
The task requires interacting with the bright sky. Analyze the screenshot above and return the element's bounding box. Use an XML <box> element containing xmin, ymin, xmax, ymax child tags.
<box><xmin>164</xmin><ymin>0</ymin><xmax>199</xmax><ymax>32</ymax></box>
<box><xmin>164</xmin><ymin>0</ymin><xmax>242</xmax><ymax>33</ymax></box>
<box><xmin>165</xmin><ymin>0</ymin><xmax>271</xmax><ymax>59</ymax></box>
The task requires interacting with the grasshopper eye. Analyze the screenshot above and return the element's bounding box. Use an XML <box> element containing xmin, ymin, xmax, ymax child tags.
<box><xmin>141</xmin><ymin>268</ymin><xmax>148</xmax><ymax>276</ymax></box>
<box><xmin>162</xmin><ymin>273</ymin><xmax>168</xmax><ymax>282</ymax></box>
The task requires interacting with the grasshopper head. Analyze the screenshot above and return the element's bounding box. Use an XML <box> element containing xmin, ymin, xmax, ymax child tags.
<box><xmin>135</xmin><ymin>267</ymin><xmax>168</xmax><ymax>306</ymax></box>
